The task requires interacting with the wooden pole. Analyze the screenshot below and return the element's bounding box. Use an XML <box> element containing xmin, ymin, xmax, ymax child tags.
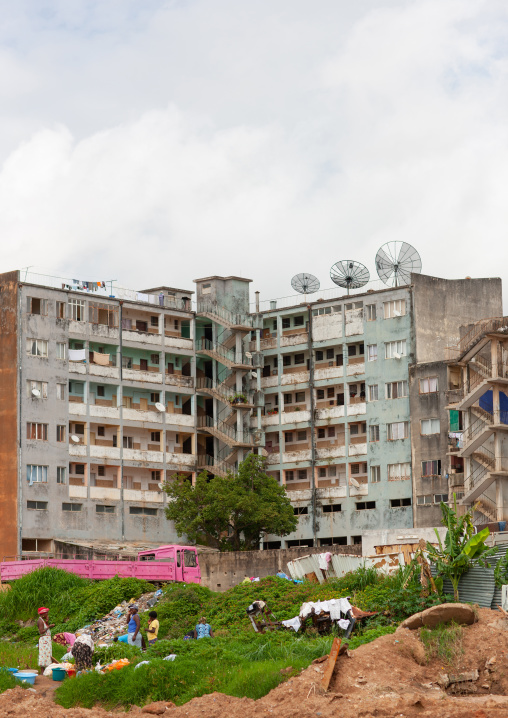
<box><xmin>321</xmin><ymin>637</ymin><xmax>341</xmax><ymax>692</ymax></box>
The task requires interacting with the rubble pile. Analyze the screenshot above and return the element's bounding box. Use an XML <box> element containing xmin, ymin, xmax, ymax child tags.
<box><xmin>77</xmin><ymin>590</ymin><xmax>162</xmax><ymax>645</ymax></box>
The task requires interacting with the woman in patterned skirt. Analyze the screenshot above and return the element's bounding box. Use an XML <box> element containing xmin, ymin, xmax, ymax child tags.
<box><xmin>71</xmin><ymin>633</ymin><xmax>95</xmax><ymax>671</ymax></box>
<box><xmin>37</xmin><ymin>607</ymin><xmax>56</xmax><ymax>671</ymax></box>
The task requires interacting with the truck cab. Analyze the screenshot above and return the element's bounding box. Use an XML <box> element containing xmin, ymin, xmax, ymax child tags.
<box><xmin>138</xmin><ymin>545</ymin><xmax>200</xmax><ymax>584</ymax></box>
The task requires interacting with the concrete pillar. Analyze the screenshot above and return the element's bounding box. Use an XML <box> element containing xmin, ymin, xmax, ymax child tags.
<box><xmin>492</xmin><ymin>340</ymin><xmax>499</xmax><ymax>378</ymax></box>
<box><xmin>493</xmin><ymin>386</ymin><xmax>500</xmax><ymax>424</ymax></box>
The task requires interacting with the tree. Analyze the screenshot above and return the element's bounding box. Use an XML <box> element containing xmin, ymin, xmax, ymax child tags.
<box><xmin>425</xmin><ymin>495</ymin><xmax>497</xmax><ymax>601</ymax></box>
<box><xmin>164</xmin><ymin>454</ymin><xmax>297</xmax><ymax>551</ymax></box>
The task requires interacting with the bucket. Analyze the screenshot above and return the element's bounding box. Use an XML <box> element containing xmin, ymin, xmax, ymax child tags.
<box><xmin>51</xmin><ymin>667</ymin><xmax>66</xmax><ymax>681</ymax></box>
<box><xmin>13</xmin><ymin>671</ymin><xmax>37</xmax><ymax>685</ymax></box>
<box><xmin>66</xmin><ymin>667</ymin><xmax>76</xmax><ymax>678</ymax></box>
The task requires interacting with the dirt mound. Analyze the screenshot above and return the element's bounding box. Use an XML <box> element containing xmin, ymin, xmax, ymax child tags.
<box><xmin>3</xmin><ymin>608</ymin><xmax>508</xmax><ymax>717</ymax></box>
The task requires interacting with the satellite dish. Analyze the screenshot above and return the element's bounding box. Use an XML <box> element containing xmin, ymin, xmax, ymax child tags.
<box><xmin>155</xmin><ymin>402</ymin><xmax>166</xmax><ymax>412</ymax></box>
<box><xmin>375</xmin><ymin>241</ymin><xmax>422</xmax><ymax>287</ymax></box>
<box><xmin>245</xmin><ymin>351</ymin><xmax>253</xmax><ymax>359</ymax></box>
<box><xmin>31</xmin><ymin>388</ymin><xmax>41</xmax><ymax>398</ymax></box>
<box><xmin>350</xmin><ymin>477</ymin><xmax>360</xmax><ymax>488</ymax></box>
<box><xmin>158</xmin><ymin>483</ymin><xmax>164</xmax><ymax>490</ymax></box>
<box><xmin>393</xmin><ymin>352</ymin><xmax>401</xmax><ymax>360</ymax></box>
<box><xmin>291</xmin><ymin>273</ymin><xmax>320</xmax><ymax>295</ymax></box>
<box><xmin>330</xmin><ymin>261</ymin><xmax>370</xmax><ymax>295</ymax></box>
<box><xmin>251</xmin><ymin>372</ymin><xmax>258</xmax><ymax>379</ymax></box>
<box><xmin>70</xmin><ymin>435</ymin><xmax>80</xmax><ymax>444</ymax></box>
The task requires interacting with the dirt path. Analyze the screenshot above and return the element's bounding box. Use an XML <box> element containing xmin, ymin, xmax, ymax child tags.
<box><xmin>3</xmin><ymin>608</ymin><xmax>508</xmax><ymax>717</ymax></box>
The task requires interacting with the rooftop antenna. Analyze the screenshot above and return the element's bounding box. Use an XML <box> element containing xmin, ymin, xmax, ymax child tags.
<box><xmin>330</xmin><ymin>260</ymin><xmax>370</xmax><ymax>296</ymax></box>
<box><xmin>375</xmin><ymin>241</ymin><xmax>422</xmax><ymax>287</ymax></box>
<box><xmin>291</xmin><ymin>273</ymin><xmax>320</xmax><ymax>302</ymax></box>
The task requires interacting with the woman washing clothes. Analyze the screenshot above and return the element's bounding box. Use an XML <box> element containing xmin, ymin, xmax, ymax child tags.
<box><xmin>37</xmin><ymin>607</ymin><xmax>56</xmax><ymax>671</ymax></box>
<box><xmin>71</xmin><ymin>634</ymin><xmax>95</xmax><ymax>671</ymax></box>
<box><xmin>53</xmin><ymin>632</ymin><xmax>76</xmax><ymax>660</ymax></box>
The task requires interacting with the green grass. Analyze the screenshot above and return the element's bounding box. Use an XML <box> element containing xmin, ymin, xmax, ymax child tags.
<box><xmin>0</xmin><ymin>669</ymin><xmax>29</xmax><ymax>692</ymax></box>
<box><xmin>420</xmin><ymin>621</ymin><xmax>464</xmax><ymax>668</ymax></box>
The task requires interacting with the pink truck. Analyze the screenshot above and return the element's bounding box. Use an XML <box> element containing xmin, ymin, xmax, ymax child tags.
<box><xmin>0</xmin><ymin>545</ymin><xmax>201</xmax><ymax>584</ymax></box>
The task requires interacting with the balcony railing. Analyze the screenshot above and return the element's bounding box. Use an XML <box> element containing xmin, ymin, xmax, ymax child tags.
<box><xmin>464</xmin><ymin>412</ymin><xmax>493</xmax><ymax>445</ymax></box>
<box><xmin>196</xmin><ymin>302</ymin><xmax>253</xmax><ymax>329</ymax></box>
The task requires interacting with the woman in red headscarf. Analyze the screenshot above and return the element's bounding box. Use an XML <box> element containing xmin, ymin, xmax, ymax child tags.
<box><xmin>37</xmin><ymin>607</ymin><xmax>56</xmax><ymax>670</ymax></box>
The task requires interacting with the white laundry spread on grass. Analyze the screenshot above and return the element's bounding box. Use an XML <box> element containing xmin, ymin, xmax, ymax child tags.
<box><xmin>282</xmin><ymin>597</ymin><xmax>352</xmax><ymax>633</ymax></box>
<box><xmin>281</xmin><ymin>616</ymin><xmax>302</xmax><ymax>632</ymax></box>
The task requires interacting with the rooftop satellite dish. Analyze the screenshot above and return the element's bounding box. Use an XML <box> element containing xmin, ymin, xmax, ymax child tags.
<box><xmin>155</xmin><ymin>402</ymin><xmax>166</xmax><ymax>412</ymax></box>
<box><xmin>245</xmin><ymin>351</ymin><xmax>252</xmax><ymax>359</ymax></box>
<box><xmin>291</xmin><ymin>273</ymin><xmax>320</xmax><ymax>295</ymax></box>
<box><xmin>31</xmin><ymin>388</ymin><xmax>40</xmax><ymax>398</ymax></box>
<box><xmin>375</xmin><ymin>241</ymin><xmax>422</xmax><ymax>287</ymax></box>
<box><xmin>330</xmin><ymin>260</ymin><xmax>370</xmax><ymax>295</ymax></box>
<box><xmin>350</xmin><ymin>477</ymin><xmax>360</xmax><ymax>488</ymax></box>
<box><xmin>251</xmin><ymin>372</ymin><xmax>258</xmax><ymax>379</ymax></box>
<box><xmin>70</xmin><ymin>435</ymin><xmax>80</xmax><ymax>444</ymax></box>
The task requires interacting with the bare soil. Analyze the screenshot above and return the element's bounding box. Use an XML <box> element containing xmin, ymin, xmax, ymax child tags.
<box><xmin>2</xmin><ymin>608</ymin><xmax>508</xmax><ymax>717</ymax></box>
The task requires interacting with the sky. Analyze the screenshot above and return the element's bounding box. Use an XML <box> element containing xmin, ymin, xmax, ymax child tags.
<box><xmin>0</xmin><ymin>0</ymin><xmax>507</xmax><ymax>306</ymax></box>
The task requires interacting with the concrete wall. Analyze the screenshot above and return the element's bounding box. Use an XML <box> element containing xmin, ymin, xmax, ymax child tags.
<box><xmin>0</xmin><ymin>271</ymin><xmax>20</xmax><ymax>559</ymax></box>
<box><xmin>198</xmin><ymin>544</ymin><xmax>361</xmax><ymax>592</ymax></box>
<box><xmin>412</xmin><ymin>274</ymin><xmax>503</xmax><ymax>363</ymax></box>
<box><xmin>361</xmin><ymin>526</ymin><xmax>447</xmax><ymax>556</ymax></box>
<box><xmin>408</xmin><ymin>361</ymin><xmax>451</xmax><ymax>527</ymax></box>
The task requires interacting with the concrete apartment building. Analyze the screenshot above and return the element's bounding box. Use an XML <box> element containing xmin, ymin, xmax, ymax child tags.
<box><xmin>0</xmin><ymin>269</ymin><xmax>502</xmax><ymax>558</ymax></box>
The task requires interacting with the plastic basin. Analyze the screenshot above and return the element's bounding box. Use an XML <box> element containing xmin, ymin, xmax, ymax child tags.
<box><xmin>66</xmin><ymin>667</ymin><xmax>76</xmax><ymax>678</ymax></box>
<box><xmin>51</xmin><ymin>667</ymin><xmax>66</xmax><ymax>681</ymax></box>
<box><xmin>14</xmin><ymin>671</ymin><xmax>37</xmax><ymax>685</ymax></box>
<box><xmin>6</xmin><ymin>668</ymin><xmax>18</xmax><ymax>673</ymax></box>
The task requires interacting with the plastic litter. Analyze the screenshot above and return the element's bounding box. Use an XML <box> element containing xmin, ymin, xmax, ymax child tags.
<box><xmin>163</xmin><ymin>655</ymin><xmax>177</xmax><ymax>661</ymax></box>
<box><xmin>134</xmin><ymin>661</ymin><xmax>150</xmax><ymax>669</ymax></box>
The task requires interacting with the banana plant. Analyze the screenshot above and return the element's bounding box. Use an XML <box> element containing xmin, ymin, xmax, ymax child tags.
<box><xmin>425</xmin><ymin>495</ymin><xmax>497</xmax><ymax>601</ymax></box>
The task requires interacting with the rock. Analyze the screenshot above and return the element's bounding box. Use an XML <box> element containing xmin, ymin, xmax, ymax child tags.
<box><xmin>448</xmin><ymin>670</ymin><xmax>479</xmax><ymax>684</ymax></box>
<box><xmin>357</xmin><ymin>678</ymin><xmax>367</xmax><ymax>684</ymax></box>
<box><xmin>400</xmin><ymin>612</ymin><xmax>423</xmax><ymax>629</ymax></box>
<box><xmin>481</xmin><ymin>683</ymin><xmax>490</xmax><ymax>689</ymax></box>
<box><xmin>437</xmin><ymin>674</ymin><xmax>449</xmax><ymax>688</ymax></box>
<box><xmin>420</xmin><ymin>603</ymin><xmax>477</xmax><ymax>629</ymax></box>
<box><xmin>485</xmin><ymin>657</ymin><xmax>496</xmax><ymax>670</ymax></box>
<box><xmin>141</xmin><ymin>702</ymin><xmax>176</xmax><ymax>714</ymax></box>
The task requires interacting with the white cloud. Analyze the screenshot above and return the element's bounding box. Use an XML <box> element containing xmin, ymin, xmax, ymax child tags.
<box><xmin>0</xmin><ymin>0</ymin><xmax>507</xmax><ymax>306</ymax></box>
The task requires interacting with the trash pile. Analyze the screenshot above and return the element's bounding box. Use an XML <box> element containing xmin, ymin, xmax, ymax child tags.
<box><xmin>76</xmin><ymin>589</ymin><xmax>163</xmax><ymax>646</ymax></box>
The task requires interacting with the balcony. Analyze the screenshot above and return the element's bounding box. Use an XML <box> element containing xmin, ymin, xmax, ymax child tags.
<box><xmin>90</xmin><ymin>405</ymin><xmax>120</xmax><ymax>420</ymax></box>
<box><xmin>69</xmin><ymin>485</ymin><xmax>87</xmax><ymax>498</ymax></box>
<box><xmin>346</xmin><ymin>362</ymin><xmax>365</xmax><ymax>376</ymax></box>
<box><xmin>165</xmin><ymin>336</ymin><xmax>193</xmax><ymax>351</ymax></box>
<box><xmin>90</xmin><ymin>445</ymin><xmax>121</xmax><ymax>460</ymax></box>
<box><xmin>350</xmin><ymin>484</ymin><xmax>369</xmax><ymax>497</ymax></box>
<box><xmin>123</xmin><ymin>448</ymin><xmax>164</xmax><ymax>463</ymax></box>
<box><xmin>316</xmin><ymin>445</ymin><xmax>346</xmax><ymax>459</ymax></box>
<box><xmin>122</xmin><ymin>368</ymin><xmax>163</xmax><ymax>384</ymax></box>
<box><xmin>316</xmin><ymin>405</ymin><xmax>345</xmax><ymax>420</ymax></box>
<box><xmin>282</xmin><ymin>449</ymin><xmax>311</xmax><ymax>463</ymax></box>
<box><xmin>166</xmin><ymin>452</ymin><xmax>197</xmax><ymax>468</ymax></box>
<box><xmin>90</xmin><ymin>487</ymin><xmax>121</xmax><ymax>501</ymax></box>
<box><xmin>165</xmin><ymin>374</ymin><xmax>194</xmax><ymax>388</ymax></box>
<box><xmin>69</xmin><ymin>402</ymin><xmax>86</xmax><ymax>416</ymax></box>
<box><xmin>123</xmin><ymin>489</ymin><xmax>164</xmax><ymax>503</ymax></box>
<box><xmin>280</xmin><ymin>332</ymin><xmax>308</xmax><ymax>347</ymax></box>
<box><xmin>89</xmin><ymin>364</ymin><xmax>120</xmax><ymax>380</ymax></box>
<box><xmin>347</xmin><ymin>402</ymin><xmax>366</xmax><ymax>416</ymax></box>
<box><xmin>348</xmin><ymin>442</ymin><xmax>367</xmax><ymax>456</ymax></box>
<box><xmin>315</xmin><ymin>366</ymin><xmax>344</xmax><ymax>381</ymax></box>
<box><xmin>123</xmin><ymin>329</ymin><xmax>161</xmax><ymax>346</ymax></box>
<box><xmin>69</xmin><ymin>362</ymin><xmax>87</xmax><ymax>375</ymax></box>
<box><xmin>69</xmin><ymin>444</ymin><xmax>86</xmax><ymax>457</ymax></box>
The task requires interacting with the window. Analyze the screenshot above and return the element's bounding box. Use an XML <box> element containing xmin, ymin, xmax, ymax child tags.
<box><xmin>56</xmin><ymin>301</ymin><xmax>65</xmax><ymax>319</ymax></box>
<box><xmin>327</xmin><ymin>427</ymin><xmax>335</xmax><ymax>438</ymax></box>
<box><xmin>369</xmin><ymin>425</ymin><xmax>380</xmax><ymax>442</ymax></box>
<box><xmin>151</xmin><ymin>431</ymin><xmax>161</xmax><ymax>442</ymax></box>
<box><xmin>56</xmin><ymin>467</ymin><xmax>66</xmax><ymax>484</ymax></box>
<box><xmin>417</xmin><ymin>495</ymin><xmax>433</xmax><ymax>505</ymax></box>
<box><xmin>74</xmin><ymin>423</ymin><xmax>85</xmax><ymax>435</ymax></box>
<box><xmin>386</xmin><ymin>381</ymin><xmax>408</xmax><ymax>399</ymax></box>
<box><xmin>285</xmin><ymin>471</ymin><xmax>294</xmax><ymax>482</ymax></box>
<box><xmin>27</xmin><ymin>501</ymin><xmax>47</xmax><ymax>510</ymax></box>
<box><xmin>388</xmin><ymin>463</ymin><xmax>411</xmax><ymax>480</ymax></box>
<box><xmin>56</xmin><ymin>425</ymin><xmax>66</xmax><ymax>442</ymax></box>
<box><xmin>96</xmin><ymin>505</ymin><xmax>115</xmax><ymax>513</ymax></box>
<box><xmin>368</xmin><ymin>385</ymin><xmax>378</xmax><ymax>401</ymax></box>
<box><xmin>323</xmin><ymin>504</ymin><xmax>342</xmax><ymax>513</ymax></box>
<box><xmin>284</xmin><ymin>393</ymin><xmax>293</xmax><ymax>405</ymax></box>
<box><xmin>26</xmin><ymin>465</ymin><xmax>48</xmax><ymax>483</ymax></box>
<box><xmin>75</xmin><ymin>464</ymin><xmax>85</xmax><ymax>475</ymax></box>
<box><xmin>385</xmin><ymin>340</ymin><xmax>407</xmax><ymax>359</ymax></box>
<box><xmin>348</xmin><ymin>345</ymin><xmax>357</xmax><ymax>357</ymax></box>
<box><xmin>298</xmin><ymin>469</ymin><xmax>307</xmax><ymax>480</ymax></box>
<box><xmin>122</xmin><ymin>356</ymin><xmax>132</xmax><ymax>369</ymax></box>
<box><xmin>316</xmin><ymin>351</ymin><xmax>324</xmax><ymax>361</ymax></box>
<box><xmin>365</xmin><ymin>304</ymin><xmax>377</xmax><ymax>321</ymax></box>
<box><xmin>350</xmin><ymin>424</ymin><xmax>359</xmax><ymax>435</ymax></box>
<box><xmin>27</xmin><ymin>339</ymin><xmax>48</xmax><ymax>357</ymax></box>
<box><xmin>150</xmin><ymin>354</ymin><xmax>160</xmax><ymax>365</ymax></box>
<box><xmin>384</xmin><ymin>299</ymin><xmax>406</xmax><ymax>319</ymax></box>
<box><xmin>390</xmin><ymin>498</ymin><xmax>412</xmax><ymax>507</ymax></box>
<box><xmin>95</xmin><ymin>386</ymin><xmax>105</xmax><ymax>399</ymax></box>
<box><xmin>317</xmin><ymin>428</ymin><xmax>325</xmax><ymax>439</ymax></box>
<box><xmin>295</xmin><ymin>391</ymin><xmax>305</xmax><ymax>402</ymax></box>
<box><xmin>56</xmin><ymin>383</ymin><xmax>65</xmax><ymax>400</ymax></box>
<box><xmin>297</xmin><ymin>430</ymin><xmax>307</xmax><ymax>441</ymax></box>
<box><xmin>317</xmin><ymin>389</ymin><xmax>325</xmax><ymax>400</ymax></box>
<box><xmin>129</xmin><ymin>506</ymin><xmax>157</xmax><ymax>516</ymax></box>
<box><xmin>26</xmin><ymin>423</ymin><xmax>48</xmax><ymax>441</ymax></box>
<box><xmin>422</xmin><ymin>460</ymin><xmax>441</xmax><ymax>477</ymax></box>
<box><xmin>27</xmin><ymin>380</ymin><xmax>48</xmax><ymax>398</ymax></box>
<box><xmin>62</xmin><ymin>503</ymin><xmax>82</xmax><ymax>512</ymax></box>
<box><xmin>350</xmin><ymin>463</ymin><xmax>360</xmax><ymax>475</ymax></box>
<box><xmin>282</xmin><ymin>318</ymin><xmax>290</xmax><ymax>329</ymax></box>
<box><xmin>272</xmin><ymin>320</ymin><xmax>277</xmax><ymax>331</ymax></box>
<box><xmin>367</xmin><ymin>344</ymin><xmax>377</xmax><ymax>362</ymax></box>
<box><xmin>324</xmin><ymin>348</ymin><xmax>333</xmax><ymax>360</ymax></box>
<box><xmin>68</xmin><ymin>298</ymin><xmax>86</xmax><ymax>321</ymax></box>
<box><xmin>434</xmin><ymin>494</ymin><xmax>449</xmax><ymax>504</ymax></box>
<box><xmin>123</xmin><ymin>436</ymin><xmax>134</xmax><ymax>449</ymax></box>
<box><xmin>56</xmin><ymin>342</ymin><xmax>66</xmax><ymax>359</ymax></box>
<box><xmin>326</xmin><ymin>388</ymin><xmax>334</xmax><ymax>398</ymax></box>
<box><xmin>285</xmin><ymin>432</ymin><xmax>293</xmax><ymax>443</ymax></box>
<box><xmin>283</xmin><ymin>355</ymin><xmax>291</xmax><ymax>367</ymax></box>
<box><xmin>294</xmin><ymin>316</ymin><xmax>304</xmax><ymax>327</ymax></box>
<box><xmin>150</xmin><ymin>393</ymin><xmax>159</xmax><ymax>403</ymax></box>
<box><xmin>26</xmin><ymin>297</ymin><xmax>48</xmax><ymax>315</ymax></box>
<box><xmin>150</xmin><ymin>316</ymin><xmax>159</xmax><ymax>327</ymax></box>
<box><xmin>294</xmin><ymin>506</ymin><xmax>308</xmax><ymax>515</ymax></box>
<box><xmin>184</xmin><ymin>550</ymin><xmax>197</xmax><ymax>567</ymax></box>
<box><xmin>387</xmin><ymin>422</ymin><xmax>409</xmax><ymax>440</ymax></box>
<box><xmin>98</xmin><ymin>466</ymin><xmax>105</xmax><ymax>476</ymax></box>
<box><xmin>151</xmin><ymin>470</ymin><xmax>161</xmax><ymax>482</ymax></box>
<box><xmin>356</xmin><ymin>501</ymin><xmax>376</xmax><ymax>510</ymax></box>
<box><xmin>421</xmin><ymin>418</ymin><xmax>440</xmax><ymax>435</ymax></box>
<box><xmin>370</xmin><ymin>466</ymin><xmax>381</xmax><ymax>483</ymax></box>
<box><xmin>420</xmin><ymin>376</ymin><xmax>438</xmax><ymax>393</ymax></box>
<box><xmin>294</xmin><ymin>353</ymin><xmax>305</xmax><ymax>365</ymax></box>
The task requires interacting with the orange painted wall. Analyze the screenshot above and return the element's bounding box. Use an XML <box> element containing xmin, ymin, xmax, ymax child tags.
<box><xmin>0</xmin><ymin>271</ymin><xmax>19</xmax><ymax>559</ymax></box>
